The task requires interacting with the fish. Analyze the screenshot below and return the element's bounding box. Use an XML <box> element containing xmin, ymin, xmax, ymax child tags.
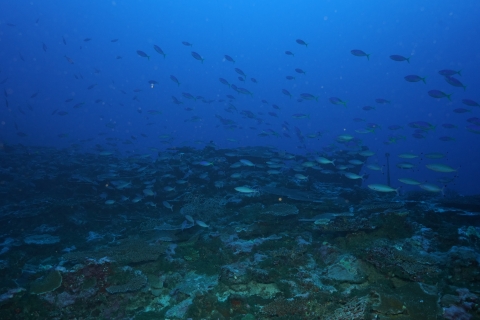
<box><xmin>235</xmin><ymin>68</ymin><xmax>246</xmax><ymax>77</ymax></box>
<box><xmin>182</xmin><ymin>41</ymin><xmax>193</xmax><ymax>46</ymax></box>
<box><xmin>419</xmin><ymin>183</ymin><xmax>444</xmax><ymax>193</ymax></box>
<box><xmin>300</xmin><ymin>93</ymin><xmax>317</xmax><ymax>101</ymax></box>
<box><xmin>196</xmin><ymin>220</ymin><xmax>209</xmax><ymax>228</ymax></box>
<box><xmin>425</xmin><ymin>164</ymin><xmax>456</xmax><ymax>173</ymax></box>
<box><xmin>397</xmin><ymin>162</ymin><xmax>415</xmax><ymax>169</ymax></box>
<box><xmin>390</xmin><ymin>55</ymin><xmax>410</xmax><ymax>63</ymax></box>
<box><xmin>282</xmin><ymin>89</ymin><xmax>292</xmax><ymax>98</ymax></box>
<box><xmin>182</xmin><ymin>92</ymin><xmax>196</xmax><ymax>100</ymax></box>
<box><xmin>368</xmin><ymin>184</ymin><xmax>399</xmax><ymax>194</ymax></box>
<box><xmin>42</xmin><ymin>42</ymin><xmax>47</xmax><ymax>52</ymax></box>
<box><xmin>444</xmin><ymin>76</ymin><xmax>466</xmax><ymax>90</ymax></box>
<box><xmin>219</xmin><ymin>78</ymin><xmax>230</xmax><ymax>87</ymax></box>
<box><xmin>64</xmin><ymin>55</ymin><xmax>74</xmax><ymax>64</ymax></box>
<box><xmin>285</xmin><ymin>51</ymin><xmax>294</xmax><ymax>56</ymax></box>
<box><xmin>153</xmin><ymin>45</ymin><xmax>166</xmax><ymax>58</ymax></box>
<box><xmin>344</xmin><ymin>172</ymin><xmax>364</xmax><ymax>180</ymax></box>
<box><xmin>170</xmin><ymin>75</ymin><xmax>180</xmax><ymax>86</ymax></box>
<box><xmin>136</xmin><ymin>50</ymin><xmax>150</xmax><ymax>60</ymax></box>
<box><xmin>351</xmin><ymin>49</ymin><xmax>370</xmax><ymax>60</ymax></box>
<box><xmin>442</xmin><ymin>123</ymin><xmax>457</xmax><ymax>129</ymax></box>
<box><xmin>224</xmin><ymin>55</ymin><xmax>235</xmax><ymax>63</ymax></box>
<box><xmin>292</xmin><ymin>113</ymin><xmax>309</xmax><ymax>119</ymax></box>
<box><xmin>362</xmin><ymin>106</ymin><xmax>375</xmax><ymax>111</ymax></box>
<box><xmin>191</xmin><ymin>51</ymin><xmax>204</xmax><ymax>63</ymax></box>
<box><xmin>366</xmin><ymin>164</ymin><xmax>383</xmax><ymax>172</ymax></box>
<box><xmin>235</xmin><ymin>186</ymin><xmax>257</xmax><ymax>193</ymax></box>
<box><xmin>462</xmin><ymin>99</ymin><xmax>480</xmax><ymax>107</ymax></box>
<box><xmin>295</xmin><ymin>68</ymin><xmax>306</xmax><ymax>74</ymax></box>
<box><xmin>404</xmin><ymin>75</ymin><xmax>426</xmax><ymax>84</ymax></box>
<box><xmin>84</xmin><ymin>38</ymin><xmax>92</xmax><ymax>42</ymax></box>
<box><xmin>315</xmin><ymin>157</ymin><xmax>335</xmax><ymax>166</ymax></box>
<box><xmin>453</xmin><ymin>108</ymin><xmax>470</xmax><ymax>114</ymax></box>
<box><xmin>162</xmin><ymin>201</ymin><xmax>173</xmax><ymax>211</ymax></box>
<box><xmin>375</xmin><ymin>98</ymin><xmax>390</xmax><ymax>104</ymax></box>
<box><xmin>251</xmin><ymin>78</ymin><xmax>257</xmax><ymax>83</ymax></box>
<box><xmin>438</xmin><ymin>69</ymin><xmax>461</xmax><ymax>76</ymax></box>
<box><xmin>296</xmin><ymin>39</ymin><xmax>308</xmax><ymax>47</ymax></box>
<box><xmin>439</xmin><ymin>136</ymin><xmax>455</xmax><ymax>142</ymax></box>
<box><xmin>111</xmin><ymin>39</ymin><xmax>119</xmax><ymax>42</ymax></box>
<box><xmin>398</xmin><ymin>178</ymin><xmax>421</xmax><ymax>185</ymax></box>
<box><xmin>286</xmin><ymin>76</ymin><xmax>295</xmax><ymax>80</ymax></box>
<box><xmin>428</xmin><ymin>90</ymin><xmax>452</xmax><ymax>100</ymax></box>
<box><xmin>329</xmin><ymin>97</ymin><xmax>347</xmax><ymax>107</ymax></box>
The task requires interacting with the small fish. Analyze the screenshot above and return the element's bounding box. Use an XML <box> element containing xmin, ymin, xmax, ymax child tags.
<box><xmin>428</xmin><ymin>90</ymin><xmax>452</xmax><ymax>100</ymax></box>
<box><xmin>286</xmin><ymin>76</ymin><xmax>295</xmax><ymax>80</ymax></box>
<box><xmin>442</xmin><ymin>123</ymin><xmax>457</xmax><ymax>129</ymax></box>
<box><xmin>84</xmin><ymin>38</ymin><xmax>92</xmax><ymax>42</ymax></box>
<box><xmin>462</xmin><ymin>99</ymin><xmax>480</xmax><ymax>107</ymax></box>
<box><xmin>296</xmin><ymin>39</ymin><xmax>308</xmax><ymax>47</ymax></box>
<box><xmin>285</xmin><ymin>51</ymin><xmax>295</xmax><ymax>56</ymax></box>
<box><xmin>136</xmin><ymin>50</ymin><xmax>150</xmax><ymax>60</ymax></box>
<box><xmin>375</xmin><ymin>98</ymin><xmax>390</xmax><ymax>104</ymax></box>
<box><xmin>87</xmin><ymin>84</ymin><xmax>97</xmax><ymax>90</ymax></box>
<box><xmin>153</xmin><ymin>45</ymin><xmax>166</xmax><ymax>58</ymax></box>
<box><xmin>398</xmin><ymin>178</ymin><xmax>421</xmax><ymax>185</ymax></box>
<box><xmin>235</xmin><ymin>186</ymin><xmax>257</xmax><ymax>193</ymax></box>
<box><xmin>162</xmin><ymin>201</ymin><xmax>173</xmax><ymax>211</ymax></box>
<box><xmin>64</xmin><ymin>55</ymin><xmax>74</xmax><ymax>64</ymax></box>
<box><xmin>235</xmin><ymin>68</ymin><xmax>246</xmax><ymax>77</ymax></box>
<box><xmin>282</xmin><ymin>89</ymin><xmax>292</xmax><ymax>98</ymax></box>
<box><xmin>329</xmin><ymin>97</ymin><xmax>347</xmax><ymax>107</ymax></box>
<box><xmin>182</xmin><ymin>41</ymin><xmax>193</xmax><ymax>46</ymax></box>
<box><xmin>438</xmin><ymin>69</ymin><xmax>461</xmax><ymax>76</ymax></box>
<box><xmin>42</xmin><ymin>42</ymin><xmax>47</xmax><ymax>52</ymax></box>
<box><xmin>196</xmin><ymin>220</ymin><xmax>209</xmax><ymax>228</ymax></box>
<box><xmin>295</xmin><ymin>68</ymin><xmax>306</xmax><ymax>74</ymax></box>
<box><xmin>301</xmin><ymin>93</ymin><xmax>317</xmax><ymax>101</ymax></box>
<box><xmin>351</xmin><ymin>49</ymin><xmax>370</xmax><ymax>60</ymax></box>
<box><xmin>344</xmin><ymin>172</ymin><xmax>364</xmax><ymax>180</ymax></box>
<box><xmin>189</xmin><ymin>51</ymin><xmax>204</xmax><ymax>63</ymax></box>
<box><xmin>362</xmin><ymin>106</ymin><xmax>375</xmax><ymax>111</ymax></box>
<box><xmin>425</xmin><ymin>163</ymin><xmax>457</xmax><ymax>173</ymax></box>
<box><xmin>444</xmin><ymin>76</ymin><xmax>466</xmax><ymax>90</ymax></box>
<box><xmin>170</xmin><ymin>75</ymin><xmax>180</xmax><ymax>86</ymax></box>
<box><xmin>63</xmin><ymin>37</ymin><xmax>67</xmax><ymax>45</ymax></box>
<box><xmin>182</xmin><ymin>92</ymin><xmax>196</xmax><ymax>100</ymax></box>
<box><xmin>419</xmin><ymin>183</ymin><xmax>444</xmax><ymax>193</ymax></box>
<box><xmin>105</xmin><ymin>200</ymin><xmax>115</xmax><ymax>205</ymax></box>
<box><xmin>224</xmin><ymin>55</ymin><xmax>235</xmax><ymax>63</ymax></box>
<box><xmin>368</xmin><ymin>184</ymin><xmax>399</xmax><ymax>194</ymax></box>
<box><xmin>111</xmin><ymin>39</ymin><xmax>119</xmax><ymax>42</ymax></box>
<box><xmin>219</xmin><ymin>78</ymin><xmax>230</xmax><ymax>87</ymax></box>
<box><xmin>404</xmin><ymin>75</ymin><xmax>425</xmax><ymax>84</ymax></box>
<box><xmin>390</xmin><ymin>55</ymin><xmax>410</xmax><ymax>63</ymax></box>
<box><xmin>453</xmin><ymin>108</ymin><xmax>470</xmax><ymax>113</ymax></box>
<box><xmin>251</xmin><ymin>78</ymin><xmax>257</xmax><ymax>83</ymax></box>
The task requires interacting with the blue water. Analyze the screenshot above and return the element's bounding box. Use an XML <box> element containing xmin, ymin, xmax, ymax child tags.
<box><xmin>1</xmin><ymin>0</ymin><xmax>479</xmax><ymax>195</ymax></box>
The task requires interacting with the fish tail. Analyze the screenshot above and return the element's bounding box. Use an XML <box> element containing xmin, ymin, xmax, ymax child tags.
<box><xmin>422</xmin><ymin>77</ymin><xmax>426</xmax><ymax>84</ymax></box>
<box><xmin>366</xmin><ymin>54</ymin><xmax>370</xmax><ymax>61</ymax></box>
<box><xmin>406</xmin><ymin>57</ymin><xmax>410</xmax><ymax>63</ymax></box>
<box><xmin>447</xmin><ymin>94</ymin><xmax>452</xmax><ymax>101</ymax></box>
